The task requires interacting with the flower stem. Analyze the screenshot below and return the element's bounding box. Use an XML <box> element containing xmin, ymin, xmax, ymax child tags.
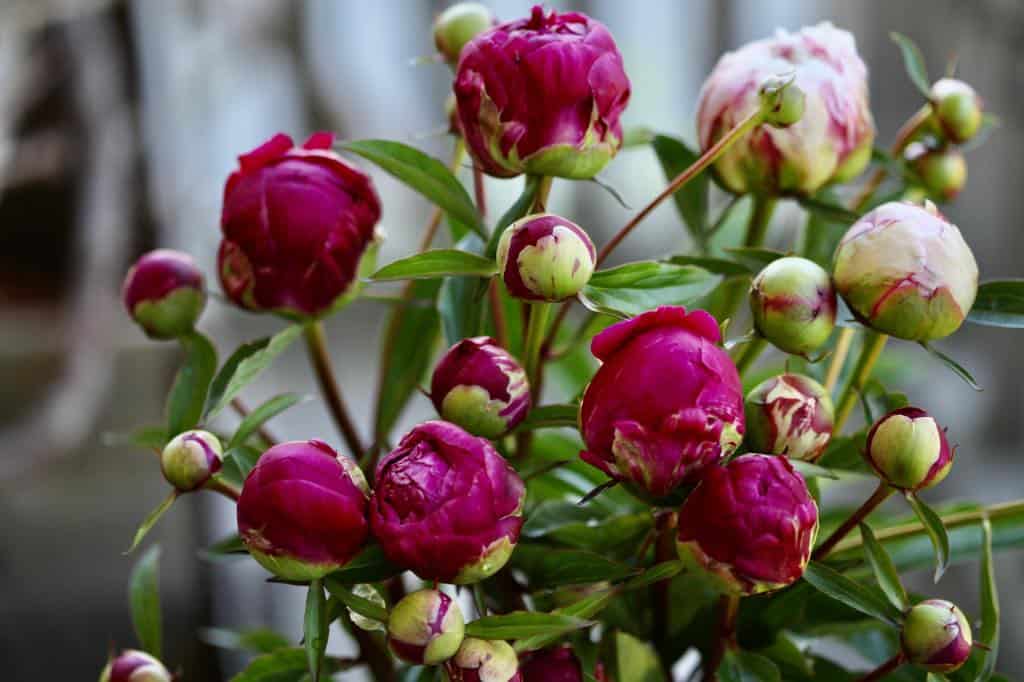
<box><xmin>824</xmin><ymin>327</ymin><xmax>856</xmax><ymax>393</ymax></box>
<box><xmin>523</xmin><ymin>302</ymin><xmax>552</xmax><ymax>397</ymax></box>
<box><xmin>705</xmin><ymin>594</ymin><xmax>741</xmax><ymax>681</ymax></box>
<box><xmin>851</xmin><ymin>104</ymin><xmax>932</xmax><ymax>212</ymax></box>
<box><xmin>812</xmin><ymin>480</ymin><xmax>893</xmax><ymax>561</ymax></box>
<box><xmin>832</xmin><ymin>330</ymin><xmax>889</xmax><ymax>434</ymax></box>
<box><xmin>304</xmin><ymin>321</ymin><xmax>365</xmax><ymax>460</ymax></box>
<box><xmin>652</xmin><ymin>511</ymin><xmax>678</xmax><ymax>677</ymax></box>
<box><xmin>856</xmin><ymin>654</ymin><xmax>904</xmax><ymax>682</ymax></box>
<box><xmin>718</xmin><ymin>195</ymin><xmax>777</xmax><ymax>323</ymax></box>
<box><xmin>206</xmin><ymin>478</ymin><xmax>241</xmax><ymax>501</ymax></box>
<box><xmin>734</xmin><ymin>336</ymin><xmax>768</xmax><ymax>376</ymax></box>
<box><xmin>530</xmin><ymin>175</ymin><xmax>554</xmax><ymax>213</ymax></box>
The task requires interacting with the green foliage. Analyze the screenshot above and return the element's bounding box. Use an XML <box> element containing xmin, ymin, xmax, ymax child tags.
<box><xmin>580</xmin><ymin>262</ymin><xmax>720</xmax><ymax>318</ymax></box>
<box><xmin>968</xmin><ymin>280</ymin><xmax>1024</xmax><ymax>328</ymax></box>
<box><xmin>206</xmin><ymin>325</ymin><xmax>302</xmax><ymax>419</ymax></box>
<box><xmin>166</xmin><ymin>331</ymin><xmax>217</xmax><ymax>435</ymax></box>
<box><xmin>129</xmin><ymin>545</ymin><xmax>163</xmax><ymax>658</ymax></box>
<box><xmin>371</xmin><ymin>249</ymin><xmax>497</xmax><ymax>281</ymax></box>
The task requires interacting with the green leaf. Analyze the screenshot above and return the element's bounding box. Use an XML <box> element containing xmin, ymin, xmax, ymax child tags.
<box><xmin>667</xmin><ymin>254</ymin><xmax>751</xmax><ymax>276</ymax></box>
<box><xmin>343</xmin><ymin>139</ymin><xmax>483</xmax><ymax>237</ymax></box>
<box><xmin>580</xmin><ymin>262</ymin><xmax>721</xmax><ymax>318</ymax></box>
<box><xmin>790</xmin><ymin>460</ymin><xmax>840</xmax><ymax>480</ymax></box>
<box><xmin>200</xmin><ymin>533</ymin><xmax>247</xmax><ymax>560</ymax></box>
<box><xmin>127</xmin><ymin>491</ymin><xmax>177</xmax><ymax>554</ymax></box>
<box><xmin>129</xmin><ymin>545</ymin><xmax>163</xmax><ymax>658</ymax></box>
<box><xmin>802</xmin><ymin>562</ymin><xmax>904</xmax><ymax>626</ymax></box>
<box><xmin>651</xmin><ymin>134</ymin><xmax>709</xmax><ymax>248</ymax></box>
<box><xmin>905</xmin><ymin>493</ymin><xmax>951</xmax><ymax>582</ymax></box>
<box><xmin>304</xmin><ymin>580</ymin><xmax>327</xmax><ymax>682</ymax></box>
<box><xmin>723</xmin><ymin>246</ymin><xmax>788</xmax><ymax>273</ymax></box>
<box><xmin>216</xmin><ymin>444</ymin><xmax>262</xmax><ymax>489</ymax></box>
<box><xmin>719</xmin><ymin>649</ymin><xmax>782</xmax><ymax>682</ymax></box>
<box><xmin>371</xmin><ymin>249</ymin><xmax>497</xmax><ymax>282</ymax></box>
<box><xmin>325</xmin><ymin>543</ymin><xmax>404</xmax><ymax>585</ymax></box>
<box><xmin>228</xmin><ymin>648</ymin><xmax>314</xmax><ymax>682</ymax></box>
<box><xmin>967</xmin><ymin>280</ymin><xmax>1024</xmax><ymax>328</ymax></box>
<box><xmin>977</xmin><ymin>518</ymin><xmax>1000</xmax><ymax>681</ymax></box>
<box><xmin>324</xmin><ymin>579</ymin><xmax>389</xmax><ymax>623</ymax></box>
<box><xmin>439</xmin><ymin>234</ymin><xmax>489</xmax><ymax>345</ymax></box>
<box><xmin>796</xmin><ymin>195</ymin><xmax>862</xmax><ymax>225</ymax></box>
<box><xmin>464</xmin><ymin>611</ymin><xmax>592</xmax><ymax>640</ymax></box>
<box><xmin>229</xmin><ymin>393</ymin><xmax>304</xmax><ymax>449</ymax></box>
<box><xmin>604</xmin><ymin>630</ymin><xmax>666</xmax><ymax>682</ymax></box>
<box><xmin>206</xmin><ymin>325</ymin><xmax>303</xmax><ymax>419</ymax></box>
<box><xmin>515</xmin><ymin>591</ymin><xmax>615</xmax><ymax>652</ymax></box>
<box><xmin>859</xmin><ymin>523</ymin><xmax>909</xmax><ymax>611</ymax></box>
<box><xmin>515</xmin><ymin>404</ymin><xmax>579</xmax><ymax>432</ymax></box>
<box><xmin>201</xmin><ymin>627</ymin><xmax>292</xmax><ymax>654</ymax></box>
<box><xmin>486</xmin><ymin>175</ymin><xmax>541</xmax><ymax>259</ymax></box>
<box><xmin>166</xmin><ymin>331</ymin><xmax>218</xmax><ymax>435</ymax></box>
<box><xmin>919</xmin><ymin>342</ymin><xmax>982</xmax><ymax>391</ymax></box>
<box><xmin>510</xmin><ymin>545</ymin><xmax>635</xmax><ymax>588</ymax></box>
<box><xmin>891</xmin><ymin>32</ymin><xmax>933</xmax><ymax>99</ymax></box>
<box><xmin>622</xmin><ymin>561</ymin><xmax>684</xmax><ymax>590</ymax></box>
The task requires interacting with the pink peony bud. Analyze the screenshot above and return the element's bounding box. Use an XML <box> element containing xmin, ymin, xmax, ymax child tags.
<box><xmin>431</xmin><ymin>336</ymin><xmax>530</xmax><ymax>439</ymax></box>
<box><xmin>218</xmin><ymin>132</ymin><xmax>381</xmax><ymax>319</ymax></box>
<box><xmin>745</xmin><ymin>373</ymin><xmax>834</xmax><ymax>463</ymax></box>
<box><xmin>100</xmin><ymin>650</ymin><xmax>172</xmax><ymax>682</ymax></box>
<box><xmin>496</xmin><ymin>213</ymin><xmax>596</xmax><ymax>302</ymax></box>
<box><xmin>930</xmin><ymin>79</ymin><xmax>984</xmax><ymax>144</ymax></box>
<box><xmin>579</xmin><ymin>306</ymin><xmax>744</xmax><ymax>500</ymax></box>
<box><xmin>237</xmin><ymin>439</ymin><xmax>370</xmax><ymax>581</ymax></box>
<box><xmin>832</xmin><ymin>200</ymin><xmax>978</xmax><ymax>341</ymax></box>
<box><xmin>901</xmin><ymin>599</ymin><xmax>973</xmax><ymax>673</ymax></box>
<box><xmin>676</xmin><ymin>454</ymin><xmax>819</xmax><ymax>595</ymax></box>
<box><xmin>697</xmin><ymin>22</ymin><xmax>875</xmax><ymax>196</ymax></box>
<box><xmin>387</xmin><ymin>589</ymin><xmax>465</xmax><ymax>665</ymax></box>
<box><xmin>453</xmin><ymin>5</ymin><xmax>631</xmax><ymax>179</ymax></box>
<box><xmin>122</xmin><ymin>249</ymin><xmax>206</xmax><ymax>340</ymax></box>
<box><xmin>370</xmin><ymin>421</ymin><xmax>525</xmax><ymax>584</ymax></box>
<box><xmin>520</xmin><ymin>646</ymin><xmax>583</xmax><ymax>682</ymax></box>
<box><xmin>450</xmin><ymin>638</ymin><xmax>522</xmax><ymax>682</ymax></box>
<box><xmin>865</xmin><ymin>407</ymin><xmax>953</xmax><ymax>492</ymax></box>
<box><xmin>749</xmin><ymin>256</ymin><xmax>837</xmax><ymax>356</ymax></box>
<box><xmin>160</xmin><ymin>430</ymin><xmax>223</xmax><ymax>492</ymax></box>
<box><xmin>906</xmin><ymin>142</ymin><xmax>967</xmax><ymax>202</ymax></box>
<box><xmin>434</xmin><ymin>3</ymin><xmax>497</xmax><ymax>65</ymax></box>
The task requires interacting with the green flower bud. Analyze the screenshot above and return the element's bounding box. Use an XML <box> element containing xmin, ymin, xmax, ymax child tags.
<box><xmin>387</xmin><ymin>589</ymin><xmax>465</xmax><ymax>665</ymax></box>
<box><xmin>865</xmin><ymin>408</ymin><xmax>953</xmax><ymax>492</ymax></box>
<box><xmin>497</xmin><ymin>213</ymin><xmax>596</xmax><ymax>302</ymax></box>
<box><xmin>434</xmin><ymin>3</ymin><xmax>496</xmax><ymax>65</ymax></box>
<box><xmin>450</xmin><ymin>638</ymin><xmax>520</xmax><ymax>682</ymax></box>
<box><xmin>160</xmin><ymin>430</ymin><xmax>223</xmax><ymax>492</ymax></box>
<box><xmin>749</xmin><ymin>256</ymin><xmax>837</xmax><ymax>356</ymax></box>
<box><xmin>906</xmin><ymin>142</ymin><xmax>967</xmax><ymax>202</ymax></box>
<box><xmin>901</xmin><ymin>599</ymin><xmax>973</xmax><ymax>673</ymax></box>
<box><xmin>930</xmin><ymin>78</ymin><xmax>983</xmax><ymax>144</ymax></box>
<box><xmin>760</xmin><ymin>77</ymin><xmax>805</xmax><ymax>128</ymax></box>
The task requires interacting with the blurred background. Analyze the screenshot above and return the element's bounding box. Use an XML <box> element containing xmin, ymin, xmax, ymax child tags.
<box><xmin>1</xmin><ymin>0</ymin><xmax>1022</xmax><ymax>679</ymax></box>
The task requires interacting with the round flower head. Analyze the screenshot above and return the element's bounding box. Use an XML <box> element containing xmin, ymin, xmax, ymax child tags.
<box><xmin>160</xmin><ymin>429</ymin><xmax>223</xmax><ymax>492</ymax></box>
<box><xmin>676</xmin><ymin>454</ymin><xmax>819</xmax><ymax>595</ymax></box>
<box><xmin>865</xmin><ymin>407</ymin><xmax>953</xmax><ymax>492</ymax></box>
<box><xmin>370</xmin><ymin>421</ymin><xmax>525</xmax><ymax>584</ymax></box>
<box><xmin>99</xmin><ymin>650</ymin><xmax>172</xmax><ymax>682</ymax></box>
<box><xmin>930</xmin><ymin>78</ymin><xmax>984</xmax><ymax>144</ymax></box>
<box><xmin>906</xmin><ymin>142</ymin><xmax>967</xmax><ymax>202</ymax></box>
<box><xmin>237</xmin><ymin>439</ymin><xmax>370</xmax><ymax>581</ymax></box>
<box><xmin>745</xmin><ymin>373</ymin><xmax>834</xmax><ymax>462</ymax></box>
<box><xmin>219</xmin><ymin>132</ymin><xmax>381</xmax><ymax>319</ymax></box>
<box><xmin>833</xmin><ymin>200</ymin><xmax>978</xmax><ymax>341</ymax></box>
<box><xmin>520</xmin><ymin>646</ymin><xmax>583</xmax><ymax>682</ymax></box>
<box><xmin>122</xmin><ymin>249</ymin><xmax>206</xmax><ymax>340</ymax></box>
<box><xmin>454</xmin><ymin>5</ymin><xmax>631</xmax><ymax>179</ymax></box>
<box><xmin>749</xmin><ymin>256</ymin><xmax>837</xmax><ymax>356</ymax></box>
<box><xmin>901</xmin><ymin>599</ymin><xmax>973</xmax><ymax>673</ymax></box>
<box><xmin>431</xmin><ymin>336</ymin><xmax>530</xmax><ymax>438</ymax></box>
<box><xmin>388</xmin><ymin>589</ymin><xmax>465</xmax><ymax>665</ymax></box>
<box><xmin>697</xmin><ymin>22</ymin><xmax>875</xmax><ymax>195</ymax></box>
<box><xmin>450</xmin><ymin>638</ymin><xmax>522</xmax><ymax>682</ymax></box>
<box><xmin>579</xmin><ymin>306</ymin><xmax>745</xmax><ymax>501</ymax></box>
<box><xmin>497</xmin><ymin>213</ymin><xmax>596</xmax><ymax>302</ymax></box>
<box><xmin>434</xmin><ymin>3</ymin><xmax>496</xmax><ymax>65</ymax></box>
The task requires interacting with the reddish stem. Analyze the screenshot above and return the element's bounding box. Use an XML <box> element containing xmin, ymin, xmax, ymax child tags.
<box><xmin>856</xmin><ymin>654</ymin><xmax>904</xmax><ymax>682</ymax></box>
<box><xmin>813</xmin><ymin>481</ymin><xmax>893</xmax><ymax>561</ymax></box>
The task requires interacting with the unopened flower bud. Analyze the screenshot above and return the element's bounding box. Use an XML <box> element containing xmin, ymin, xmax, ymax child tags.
<box><xmin>833</xmin><ymin>201</ymin><xmax>978</xmax><ymax>341</ymax></box>
<box><xmin>930</xmin><ymin>79</ymin><xmax>983</xmax><ymax>144</ymax></box>
<box><xmin>160</xmin><ymin>430</ymin><xmax>223</xmax><ymax>492</ymax></box>
<box><xmin>497</xmin><ymin>213</ymin><xmax>596</xmax><ymax>302</ymax></box>
<box><xmin>100</xmin><ymin>650</ymin><xmax>172</xmax><ymax>682</ymax></box>
<box><xmin>901</xmin><ymin>599</ymin><xmax>973</xmax><ymax>673</ymax></box>
<box><xmin>865</xmin><ymin>407</ymin><xmax>953</xmax><ymax>492</ymax></box>
<box><xmin>745</xmin><ymin>373</ymin><xmax>834</xmax><ymax>462</ymax></box>
<box><xmin>434</xmin><ymin>3</ymin><xmax>496</xmax><ymax>65</ymax></box>
<box><xmin>238</xmin><ymin>440</ymin><xmax>370</xmax><ymax>581</ymax></box>
<box><xmin>520</xmin><ymin>646</ymin><xmax>584</xmax><ymax>682</ymax></box>
<box><xmin>677</xmin><ymin>454</ymin><xmax>818</xmax><ymax>595</ymax></box>
<box><xmin>122</xmin><ymin>249</ymin><xmax>206</xmax><ymax>340</ymax></box>
<box><xmin>749</xmin><ymin>256</ymin><xmax>836</xmax><ymax>355</ymax></box>
<box><xmin>759</xmin><ymin>77</ymin><xmax>805</xmax><ymax>128</ymax></box>
<box><xmin>906</xmin><ymin>142</ymin><xmax>967</xmax><ymax>202</ymax></box>
<box><xmin>450</xmin><ymin>638</ymin><xmax>522</xmax><ymax>682</ymax></box>
<box><xmin>387</xmin><ymin>589</ymin><xmax>465</xmax><ymax>665</ymax></box>
<box><xmin>431</xmin><ymin>336</ymin><xmax>530</xmax><ymax>438</ymax></box>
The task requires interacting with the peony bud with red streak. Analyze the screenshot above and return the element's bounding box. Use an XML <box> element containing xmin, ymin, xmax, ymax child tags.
<box><xmin>745</xmin><ymin>373</ymin><xmax>834</xmax><ymax>462</ymax></box>
<box><xmin>749</xmin><ymin>256</ymin><xmax>837</xmax><ymax>356</ymax></box>
<box><xmin>864</xmin><ymin>407</ymin><xmax>953</xmax><ymax>492</ymax></box>
<box><xmin>906</xmin><ymin>142</ymin><xmax>967</xmax><ymax>202</ymax></box>
<box><xmin>122</xmin><ymin>249</ymin><xmax>206</xmax><ymax>340</ymax></box>
<box><xmin>901</xmin><ymin>599</ymin><xmax>973</xmax><ymax>673</ymax></box>
<box><xmin>930</xmin><ymin>78</ymin><xmax>984</xmax><ymax>144</ymax></box>
<box><xmin>99</xmin><ymin>650</ymin><xmax>172</xmax><ymax>682</ymax></box>
<box><xmin>160</xmin><ymin>429</ymin><xmax>223</xmax><ymax>492</ymax></box>
<box><xmin>387</xmin><ymin>589</ymin><xmax>465</xmax><ymax>665</ymax></box>
<box><xmin>496</xmin><ymin>213</ymin><xmax>596</xmax><ymax>302</ymax></box>
<box><xmin>449</xmin><ymin>638</ymin><xmax>522</xmax><ymax>682</ymax></box>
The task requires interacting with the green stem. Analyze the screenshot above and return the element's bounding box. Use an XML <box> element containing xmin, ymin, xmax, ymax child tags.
<box><xmin>304</xmin><ymin>321</ymin><xmax>365</xmax><ymax>460</ymax></box>
<box><xmin>530</xmin><ymin>175</ymin><xmax>553</xmax><ymax>213</ymax></box>
<box><xmin>719</xmin><ymin>195</ymin><xmax>777</xmax><ymax>323</ymax></box>
<box><xmin>812</xmin><ymin>481</ymin><xmax>893</xmax><ymax>561</ymax></box>
<box><xmin>824</xmin><ymin>327</ymin><xmax>856</xmax><ymax>393</ymax></box>
<box><xmin>734</xmin><ymin>336</ymin><xmax>768</xmax><ymax>377</ymax></box>
<box><xmin>523</xmin><ymin>302</ymin><xmax>552</xmax><ymax>396</ymax></box>
<box><xmin>832</xmin><ymin>331</ymin><xmax>889</xmax><ymax>434</ymax></box>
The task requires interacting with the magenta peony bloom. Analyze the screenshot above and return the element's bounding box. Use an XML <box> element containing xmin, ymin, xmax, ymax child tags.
<box><xmin>745</xmin><ymin>373</ymin><xmax>834</xmax><ymax>463</ymax></box>
<box><xmin>160</xmin><ymin>429</ymin><xmax>223</xmax><ymax>492</ymax></box>
<box><xmin>697</xmin><ymin>22</ymin><xmax>874</xmax><ymax>195</ymax></box>
<box><xmin>453</xmin><ymin>5</ymin><xmax>631</xmax><ymax>179</ymax></box>
<box><xmin>901</xmin><ymin>599</ymin><xmax>973</xmax><ymax>673</ymax></box>
<box><xmin>451</xmin><ymin>638</ymin><xmax>522</xmax><ymax>682</ymax></box>
<box><xmin>520</xmin><ymin>646</ymin><xmax>583</xmax><ymax>682</ymax></box>
<box><xmin>237</xmin><ymin>439</ymin><xmax>370</xmax><ymax>581</ymax></box>
<box><xmin>218</xmin><ymin>132</ymin><xmax>381</xmax><ymax>319</ymax></box>
<box><xmin>100</xmin><ymin>650</ymin><xmax>171</xmax><ymax>682</ymax></box>
<box><xmin>387</xmin><ymin>589</ymin><xmax>465</xmax><ymax>665</ymax></box>
<box><xmin>370</xmin><ymin>421</ymin><xmax>525</xmax><ymax>584</ymax></box>
<box><xmin>431</xmin><ymin>336</ymin><xmax>531</xmax><ymax>439</ymax></box>
<box><xmin>579</xmin><ymin>306</ymin><xmax>744</xmax><ymax>500</ymax></box>
<box><xmin>676</xmin><ymin>454</ymin><xmax>819</xmax><ymax>595</ymax></box>
<box><xmin>865</xmin><ymin>407</ymin><xmax>953</xmax><ymax>492</ymax></box>
<box><xmin>496</xmin><ymin>213</ymin><xmax>596</xmax><ymax>302</ymax></box>
<box><xmin>122</xmin><ymin>249</ymin><xmax>206</xmax><ymax>340</ymax></box>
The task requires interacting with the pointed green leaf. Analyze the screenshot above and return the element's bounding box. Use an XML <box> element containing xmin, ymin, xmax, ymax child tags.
<box><xmin>667</xmin><ymin>255</ymin><xmax>752</xmax><ymax>276</ymax></box>
<box><xmin>906</xmin><ymin>492</ymin><xmax>951</xmax><ymax>581</ymax></box>
<box><xmin>581</xmin><ymin>262</ymin><xmax>721</xmax><ymax>318</ymax></box>
<box><xmin>977</xmin><ymin>518</ymin><xmax>1000</xmax><ymax>681</ymax></box>
<box><xmin>201</xmin><ymin>533</ymin><xmax>247</xmax><ymax>560</ymax></box>
<box><xmin>802</xmin><ymin>562</ymin><xmax>904</xmax><ymax>626</ymax></box>
<box><xmin>486</xmin><ymin>175</ymin><xmax>541</xmax><ymax>258</ymax></box>
<box><xmin>515</xmin><ymin>591</ymin><xmax>615</xmax><ymax>652</ymax></box>
<box><xmin>206</xmin><ymin>325</ymin><xmax>303</xmax><ymax>419</ymax></box>
<box><xmin>920</xmin><ymin>342</ymin><xmax>982</xmax><ymax>391</ymax></box>
<box><xmin>127</xmin><ymin>491</ymin><xmax>177</xmax><ymax>554</ymax></box>
<box><xmin>323</xmin><ymin>579</ymin><xmax>389</xmax><ymax>624</ymax></box>
<box><xmin>891</xmin><ymin>32</ymin><xmax>933</xmax><ymax>99</ymax></box>
<box><xmin>723</xmin><ymin>246</ymin><xmax>788</xmax><ymax>273</ymax></box>
<box><xmin>796</xmin><ymin>195</ymin><xmax>862</xmax><ymax>225</ymax></box>
<box><xmin>201</xmin><ymin>627</ymin><xmax>292</xmax><ymax>654</ymax></box>
<box><xmin>129</xmin><ymin>545</ymin><xmax>163</xmax><ymax>658</ymax></box>
<box><xmin>967</xmin><ymin>280</ymin><xmax>1024</xmax><ymax>328</ymax></box>
<box><xmin>651</xmin><ymin>134</ymin><xmax>709</xmax><ymax>248</ymax></box>
<box><xmin>304</xmin><ymin>579</ymin><xmax>327</xmax><ymax>682</ymax></box>
<box><xmin>790</xmin><ymin>460</ymin><xmax>840</xmax><ymax>480</ymax></box>
<box><xmin>622</xmin><ymin>561</ymin><xmax>684</xmax><ymax>590</ymax></box>
<box><xmin>371</xmin><ymin>249</ymin><xmax>497</xmax><ymax>281</ymax></box>
<box><xmin>719</xmin><ymin>649</ymin><xmax>782</xmax><ymax>682</ymax></box>
<box><xmin>439</xmin><ymin>234</ymin><xmax>489</xmax><ymax>345</ymax></box>
<box><xmin>229</xmin><ymin>393</ymin><xmax>304</xmax><ymax>449</ymax></box>
<box><xmin>859</xmin><ymin>522</ymin><xmax>909</xmax><ymax>611</ymax></box>
<box><xmin>216</xmin><ymin>444</ymin><xmax>262</xmax><ymax>489</ymax></box>
<box><xmin>464</xmin><ymin>611</ymin><xmax>592</xmax><ymax>640</ymax></box>
<box><xmin>228</xmin><ymin>648</ymin><xmax>316</xmax><ymax>682</ymax></box>
<box><xmin>166</xmin><ymin>331</ymin><xmax>218</xmax><ymax>435</ymax></box>
<box><xmin>326</xmin><ymin>543</ymin><xmax>404</xmax><ymax>585</ymax></box>
<box><xmin>604</xmin><ymin>631</ymin><xmax>667</xmax><ymax>682</ymax></box>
